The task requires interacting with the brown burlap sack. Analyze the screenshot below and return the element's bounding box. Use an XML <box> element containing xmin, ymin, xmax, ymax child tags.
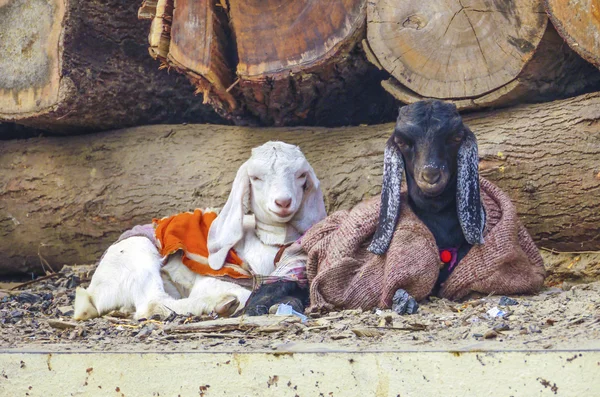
<box><xmin>302</xmin><ymin>178</ymin><xmax>546</xmax><ymax>311</ymax></box>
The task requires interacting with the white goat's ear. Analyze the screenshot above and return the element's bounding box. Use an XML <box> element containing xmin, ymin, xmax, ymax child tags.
<box><xmin>291</xmin><ymin>163</ymin><xmax>327</xmax><ymax>234</ymax></box>
<box><xmin>456</xmin><ymin>128</ymin><xmax>486</xmax><ymax>245</ymax></box>
<box><xmin>208</xmin><ymin>162</ymin><xmax>249</xmax><ymax>270</ymax></box>
<box><xmin>368</xmin><ymin>136</ymin><xmax>405</xmax><ymax>255</ymax></box>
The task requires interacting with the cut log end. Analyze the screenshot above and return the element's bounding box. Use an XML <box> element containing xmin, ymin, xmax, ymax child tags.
<box><xmin>546</xmin><ymin>0</ymin><xmax>600</xmax><ymax>68</ymax></box>
<box><xmin>381</xmin><ymin>24</ymin><xmax>600</xmax><ymax>112</ymax></box>
<box><xmin>0</xmin><ymin>0</ymin><xmax>65</xmax><ymax>117</ymax></box>
<box><xmin>229</xmin><ymin>0</ymin><xmax>367</xmax><ymax>79</ymax></box>
<box><xmin>367</xmin><ymin>0</ymin><xmax>547</xmax><ymax>99</ymax></box>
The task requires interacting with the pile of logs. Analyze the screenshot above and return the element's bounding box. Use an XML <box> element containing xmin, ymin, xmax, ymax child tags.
<box><xmin>140</xmin><ymin>0</ymin><xmax>600</xmax><ymax>125</ymax></box>
<box><xmin>2</xmin><ymin>0</ymin><xmax>600</xmax><ymax>131</ymax></box>
<box><xmin>0</xmin><ymin>0</ymin><xmax>222</xmax><ymax>134</ymax></box>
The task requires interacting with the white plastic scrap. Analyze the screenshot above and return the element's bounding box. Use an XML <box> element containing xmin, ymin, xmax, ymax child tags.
<box><xmin>486</xmin><ymin>307</ymin><xmax>507</xmax><ymax>318</ymax></box>
<box><xmin>275</xmin><ymin>303</ymin><xmax>308</xmax><ymax>323</ymax></box>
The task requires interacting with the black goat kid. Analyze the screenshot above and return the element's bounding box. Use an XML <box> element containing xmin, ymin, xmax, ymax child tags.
<box><xmin>245</xmin><ymin>100</ymin><xmax>486</xmax><ymax>316</ymax></box>
<box><xmin>369</xmin><ymin>100</ymin><xmax>486</xmax><ymax>287</ymax></box>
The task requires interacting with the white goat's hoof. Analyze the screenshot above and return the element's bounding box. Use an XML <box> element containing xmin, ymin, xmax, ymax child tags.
<box><xmin>73</xmin><ymin>287</ymin><xmax>99</xmax><ymax>321</ymax></box>
<box><xmin>214</xmin><ymin>295</ymin><xmax>240</xmax><ymax>317</ymax></box>
<box><xmin>142</xmin><ymin>300</ymin><xmax>174</xmax><ymax>320</ymax></box>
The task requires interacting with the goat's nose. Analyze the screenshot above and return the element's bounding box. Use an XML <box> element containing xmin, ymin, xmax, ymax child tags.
<box><xmin>422</xmin><ymin>168</ymin><xmax>441</xmax><ymax>184</ymax></box>
<box><xmin>275</xmin><ymin>197</ymin><xmax>292</xmax><ymax>209</ymax></box>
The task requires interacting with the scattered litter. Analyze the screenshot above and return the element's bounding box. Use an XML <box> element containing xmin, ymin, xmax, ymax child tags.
<box><xmin>468</xmin><ymin>316</ymin><xmax>481</xmax><ymax>324</ymax></box>
<box><xmin>486</xmin><ymin>307</ymin><xmax>507</xmax><ymax>318</ymax></box>
<box><xmin>275</xmin><ymin>303</ymin><xmax>308</xmax><ymax>323</ymax></box>
<box><xmin>498</xmin><ymin>296</ymin><xmax>518</xmax><ymax>306</ymax></box>
<box><xmin>1</xmin><ymin>264</ymin><xmax>599</xmax><ymax>352</ymax></box>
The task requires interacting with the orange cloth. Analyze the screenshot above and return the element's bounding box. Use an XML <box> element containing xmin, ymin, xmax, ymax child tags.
<box><xmin>153</xmin><ymin>209</ymin><xmax>251</xmax><ymax>279</ymax></box>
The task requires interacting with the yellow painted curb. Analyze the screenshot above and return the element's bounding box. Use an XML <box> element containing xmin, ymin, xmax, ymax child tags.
<box><xmin>1</xmin><ymin>348</ymin><xmax>598</xmax><ymax>396</ymax></box>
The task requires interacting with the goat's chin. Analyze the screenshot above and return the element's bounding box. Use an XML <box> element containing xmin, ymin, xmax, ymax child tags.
<box><xmin>416</xmin><ymin>182</ymin><xmax>448</xmax><ymax>198</ymax></box>
<box><xmin>266</xmin><ymin>208</ymin><xmax>296</xmax><ymax>223</ymax></box>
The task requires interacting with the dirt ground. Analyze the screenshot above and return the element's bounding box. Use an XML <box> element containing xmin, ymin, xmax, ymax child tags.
<box><xmin>1</xmin><ymin>251</ymin><xmax>599</xmax><ymax>353</ymax></box>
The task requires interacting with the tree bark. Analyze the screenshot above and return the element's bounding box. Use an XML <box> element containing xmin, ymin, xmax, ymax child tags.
<box><xmin>1</xmin><ymin>93</ymin><xmax>599</xmax><ymax>274</ymax></box>
<box><xmin>546</xmin><ymin>0</ymin><xmax>600</xmax><ymax>68</ymax></box>
<box><xmin>0</xmin><ymin>0</ymin><xmax>221</xmax><ymax>134</ymax></box>
<box><xmin>367</xmin><ymin>2</ymin><xmax>600</xmax><ymax>110</ymax></box>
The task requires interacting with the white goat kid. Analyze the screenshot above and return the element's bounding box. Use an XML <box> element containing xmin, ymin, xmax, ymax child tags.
<box><xmin>74</xmin><ymin>141</ymin><xmax>326</xmax><ymax>321</ymax></box>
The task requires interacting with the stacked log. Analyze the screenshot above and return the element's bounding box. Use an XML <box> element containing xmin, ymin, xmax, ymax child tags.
<box><xmin>367</xmin><ymin>0</ymin><xmax>600</xmax><ymax>110</ymax></box>
<box><xmin>546</xmin><ymin>0</ymin><xmax>600</xmax><ymax>69</ymax></box>
<box><xmin>0</xmin><ymin>0</ymin><xmax>221</xmax><ymax>134</ymax></box>
<box><xmin>141</xmin><ymin>0</ymin><xmax>600</xmax><ymax>123</ymax></box>
<box><xmin>1</xmin><ymin>93</ymin><xmax>598</xmax><ymax>274</ymax></box>
<box><xmin>140</xmin><ymin>0</ymin><xmax>397</xmax><ymax>126</ymax></box>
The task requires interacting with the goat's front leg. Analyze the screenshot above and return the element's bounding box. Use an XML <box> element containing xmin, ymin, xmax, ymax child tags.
<box><xmin>243</xmin><ymin>281</ymin><xmax>309</xmax><ymax>316</ymax></box>
<box><xmin>147</xmin><ymin>275</ymin><xmax>252</xmax><ymax>318</ymax></box>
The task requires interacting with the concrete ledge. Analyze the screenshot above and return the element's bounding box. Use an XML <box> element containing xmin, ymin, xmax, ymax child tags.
<box><xmin>1</xmin><ymin>347</ymin><xmax>598</xmax><ymax>396</ymax></box>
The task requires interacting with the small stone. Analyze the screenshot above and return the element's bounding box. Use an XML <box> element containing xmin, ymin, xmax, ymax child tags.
<box><xmin>483</xmin><ymin>330</ymin><xmax>498</xmax><ymax>339</ymax></box>
<box><xmin>493</xmin><ymin>323</ymin><xmax>510</xmax><ymax>332</ymax></box>
<box><xmin>67</xmin><ymin>275</ymin><xmax>81</xmax><ymax>289</ymax></box>
<box><xmin>498</xmin><ymin>296</ymin><xmax>518</xmax><ymax>306</ymax></box>
<box><xmin>57</xmin><ymin>305</ymin><xmax>74</xmax><ymax>316</ymax></box>
<box><xmin>17</xmin><ymin>292</ymin><xmax>41</xmax><ymax>304</ymax></box>
<box><xmin>392</xmin><ymin>289</ymin><xmax>419</xmax><ymax>315</ymax></box>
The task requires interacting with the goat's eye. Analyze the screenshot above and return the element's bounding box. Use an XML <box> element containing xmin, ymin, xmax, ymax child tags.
<box><xmin>250</xmin><ymin>176</ymin><xmax>262</xmax><ymax>182</ymax></box>
<box><xmin>394</xmin><ymin>136</ymin><xmax>412</xmax><ymax>148</ymax></box>
<box><xmin>298</xmin><ymin>172</ymin><xmax>307</xmax><ymax>179</ymax></box>
<box><xmin>448</xmin><ymin>133</ymin><xmax>464</xmax><ymax>143</ymax></box>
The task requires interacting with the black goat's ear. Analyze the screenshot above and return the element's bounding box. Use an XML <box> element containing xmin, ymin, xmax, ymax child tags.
<box><xmin>368</xmin><ymin>136</ymin><xmax>405</xmax><ymax>255</ymax></box>
<box><xmin>456</xmin><ymin>128</ymin><xmax>486</xmax><ymax>245</ymax></box>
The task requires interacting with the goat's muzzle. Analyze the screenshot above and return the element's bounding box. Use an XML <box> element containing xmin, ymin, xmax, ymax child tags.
<box><xmin>416</xmin><ymin>167</ymin><xmax>450</xmax><ymax>197</ymax></box>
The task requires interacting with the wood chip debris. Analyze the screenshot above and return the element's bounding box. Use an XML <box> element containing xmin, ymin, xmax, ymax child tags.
<box><xmin>351</xmin><ymin>328</ymin><xmax>383</xmax><ymax>338</ymax></box>
<box><xmin>164</xmin><ymin>316</ymin><xmax>300</xmax><ymax>334</ymax></box>
<box><xmin>47</xmin><ymin>319</ymin><xmax>79</xmax><ymax>330</ymax></box>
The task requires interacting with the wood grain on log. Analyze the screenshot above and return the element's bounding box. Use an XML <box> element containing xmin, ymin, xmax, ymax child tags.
<box><xmin>227</xmin><ymin>0</ymin><xmax>383</xmax><ymax>126</ymax></box>
<box><xmin>229</xmin><ymin>0</ymin><xmax>366</xmax><ymax>79</ymax></box>
<box><xmin>546</xmin><ymin>0</ymin><xmax>600</xmax><ymax>68</ymax></box>
<box><xmin>1</xmin><ymin>93</ymin><xmax>599</xmax><ymax>274</ymax></box>
<box><xmin>0</xmin><ymin>0</ymin><xmax>221</xmax><ymax>134</ymax></box>
<box><xmin>379</xmin><ymin>25</ymin><xmax>600</xmax><ymax>111</ymax></box>
<box><xmin>367</xmin><ymin>0</ymin><xmax>547</xmax><ymax>99</ymax></box>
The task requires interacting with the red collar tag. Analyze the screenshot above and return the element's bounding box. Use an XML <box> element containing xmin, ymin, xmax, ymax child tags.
<box><xmin>440</xmin><ymin>249</ymin><xmax>453</xmax><ymax>264</ymax></box>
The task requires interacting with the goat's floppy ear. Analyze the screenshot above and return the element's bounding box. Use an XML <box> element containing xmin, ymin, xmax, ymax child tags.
<box><xmin>208</xmin><ymin>162</ymin><xmax>249</xmax><ymax>270</ymax></box>
<box><xmin>456</xmin><ymin>128</ymin><xmax>486</xmax><ymax>245</ymax></box>
<box><xmin>368</xmin><ymin>136</ymin><xmax>405</xmax><ymax>255</ymax></box>
<box><xmin>291</xmin><ymin>163</ymin><xmax>327</xmax><ymax>234</ymax></box>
